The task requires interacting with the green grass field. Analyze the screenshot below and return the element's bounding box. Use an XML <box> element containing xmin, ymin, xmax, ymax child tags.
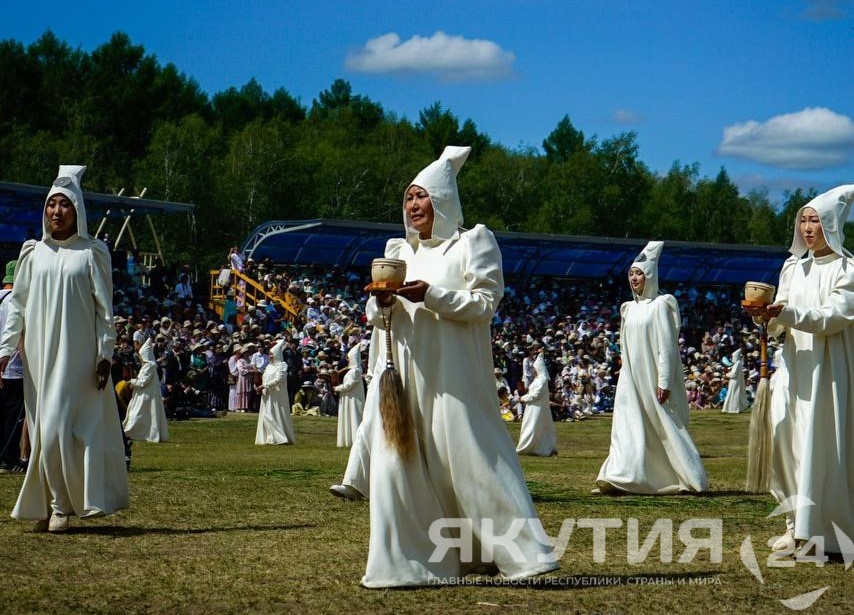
<box><xmin>0</xmin><ymin>411</ymin><xmax>851</xmax><ymax>614</ymax></box>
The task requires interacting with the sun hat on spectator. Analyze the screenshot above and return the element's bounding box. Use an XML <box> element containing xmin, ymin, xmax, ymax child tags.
<box><xmin>3</xmin><ymin>260</ymin><xmax>17</xmax><ymax>284</ymax></box>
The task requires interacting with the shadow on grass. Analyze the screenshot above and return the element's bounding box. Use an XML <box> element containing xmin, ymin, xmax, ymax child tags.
<box><xmin>528</xmin><ymin>488</ymin><xmax>772</xmax><ymax>509</ymax></box>
<box><xmin>65</xmin><ymin>522</ymin><xmax>316</xmax><ymax>537</ymax></box>
<box><xmin>695</xmin><ymin>489</ymin><xmax>772</xmax><ymax>498</ymax></box>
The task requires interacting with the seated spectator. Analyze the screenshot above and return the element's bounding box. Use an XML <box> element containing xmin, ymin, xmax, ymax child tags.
<box><xmin>291</xmin><ymin>381</ymin><xmax>320</xmax><ymax>416</ymax></box>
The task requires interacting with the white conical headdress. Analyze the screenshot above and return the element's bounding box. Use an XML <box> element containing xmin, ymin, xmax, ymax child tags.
<box><xmin>789</xmin><ymin>185</ymin><xmax>854</xmax><ymax>257</ymax></box>
<box><xmin>138</xmin><ymin>338</ymin><xmax>155</xmax><ymax>363</ymax></box>
<box><xmin>271</xmin><ymin>339</ymin><xmax>285</xmax><ymax>364</ymax></box>
<box><xmin>533</xmin><ymin>352</ymin><xmax>549</xmax><ymax>382</ymax></box>
<box><xmin>44</xmin><ymin>165</ymin><xmax>88</xmax><ymax>239</ymax></box>
<box><xmin>346</xmin><ymin>344</ymin><xmax>361</xmax><ymax>368</ymax></box>
<box><xmin>403</xmin><ymin>145</ymin><xmax>471</xmax><ymax>245</ymax></box>
<box><xmin>732</xmin><ymin>348</ymin><xmax>742</xmax><ymax>363</ymax></box>
<box><xmin>630</xmin><ymin>240</ymin><xmax>663</xmax><ymax>299</ymax></box>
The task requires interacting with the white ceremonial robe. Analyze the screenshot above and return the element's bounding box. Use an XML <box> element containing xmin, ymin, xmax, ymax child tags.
<box><xmin>361</xmin><ymin>226</ymin><xmax>557</xmax><ymax>588</ymax></box>
<box><xmin>596</xmin><ymin>295</ymin><xmax>708</xmax><ymax>494</ymax></box>
<box><xmin>516</xmin><ymin>375</ymin><xmax>557</xmax><ymax>456</ymax></box>
<box><xmin>721</xmin><ymin>357</ymin><xmax>748</xmax><ymax>414</ymax></box>
<box><xmin>123</xmin><ymin>362</ymin><xmax>169</xmax><ymax>442</ymax></box>
<box><xmin>255</xmin><ymin>363</ymin><xmax>295</xmax><ymax>445</ymax></box>
<box><xmin>335</xmin><ymin>366</ymin><xmax>365</xmax><ymax>448</ymax></box>
<box><xmin>227</xmin><ymin>355</ymin><xmax>239</xmax><ymax>410</ymax></box>
<box><xmin>0</xmin><ymin>238</ymin><xmax>129</xmax><ymax>520</ymax></box>
<box><xmin>768</xmin><ymin>252</ymin><xmax>854</xmax><ymax>554</ymax></box>
<box><xmin>338</xmin><ymin>330</ymin><xmax>380</xmax><ymax>497</ymax></box>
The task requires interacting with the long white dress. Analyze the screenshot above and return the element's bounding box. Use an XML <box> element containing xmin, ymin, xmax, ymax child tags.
<box><xmin>768</xmin><ymin>252</ymin><xmax>854</xmax><ymax>554</ymax></box>
<box><xmin>361</xmin><ymin>226</ymin><xmax>556</xmax><ymax>588</ymax></box>
<box><xmin>721</xmin><ymin>350</ymin><xmax>748</xmax><ymax>414</ymax></box>
<box><xmin>338</xmin><ymin>333</ymin><xmax>380</xmax><ymax>497</ymax></box>
<box><xmin>0</xmin><ymin>237</ymin><xmax>129</xmax><ymax>520</ymax></box>
<box><xmin>123</xmin><ymin>341</ymin><xmax>169</xmax><ymax>442</ymax></box>
<box><xmin>596</xmin><ymin>294</ymin><xmax>708</xmax><ymax>494</ymax></box>
<box><xmin>335</xmin><ymin>348</ymin><xmax>365</xmax><ymax>448</ymax></box>
<box><xmin>516</xmin><ymin>360</ymin><xmax>558</xmax><ymax>456</ymax></box>
<box><xmin>227</xmin><ymin>353</ymin><xmax>240</xmax><ymax>411</ymax></box>
<box><xmin>255</xmin><ymin>354</ymin><xmax>295</xmax><ymax>445</ymax></box>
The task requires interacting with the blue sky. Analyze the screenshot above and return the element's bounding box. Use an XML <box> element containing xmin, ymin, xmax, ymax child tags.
<box><xmin>3</xmin><ymin>0</ymin><xmax>854</xmax><ymax>205</ymax></box>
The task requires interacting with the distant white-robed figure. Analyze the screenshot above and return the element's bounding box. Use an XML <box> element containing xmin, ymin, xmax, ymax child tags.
<box><xmin>335</xmin><ymin>344</ymin><xmax>365</xmax><ymax>447</ymax></box>
<box><xmin>755</xmin><ymin>185</ymin><xmax>854</xmax><ymax>556</ymax></box>
<box><xmin>255</xmin><ymin>339</ymin><xmax>296</xmax><ymax>445</ymax></box>
<box><xmin>123</xmin><ymin>339</ymin><xmax>169</xmax><ymax>442</ymax></box>
<box><xmin>721</xmin><ymin>349</ymin><xmax>748</xmax><ymax>414</ymax></box>
<box><xmin>0</xmin><ymin>165</ymin><xmax>129</xmax><ymax>533</ymax></box>
<box><xmin>595</xmin><ymin>241</ymin><xmax>708</xmax><ymax>495</ymax></box>
<box><xmin>516</xmin><ymin>353</ymin><xmax>558</xmax><ymax>456</ymax></box>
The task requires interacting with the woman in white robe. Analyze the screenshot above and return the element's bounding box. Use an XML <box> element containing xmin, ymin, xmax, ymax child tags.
<box><xmin>329</xmin><ymin>333</ymin><xmax>380</xmax><ymax>500</ymax></box>
<box><xmin>255</xmin><ymin>339</ymin><xmax>296</xmax><ymax>445</ymax></box>
<box><xmin>0</xmin><ymin>165</ymin><xmax>129</xmax><ymax>532</ymax></box>
<box><xmin>227</xmin><ymin>345</ymin><xmax>240</xmax><ymax>411</ymax></box>
<box><xmin>721</xmin><ymin>348</ymin><xmax>748</xmax><ymax>414</ymax></box>
<box><xmin>335</xmin><ymin>345</ymin><xmax>365</xmax><ymax>447</ymax></box>
<box><xmin>123</xmin><ymin>339</ymin><xmax>169</xmax><ymax>442</ymax></box>
<box><xmin>753</xmin><ymin>185</ymin><xmax>854</xmax><ymax>556</ymax></box>
<box><xmin>359</xmin><ymin>146</ymin><xmax>556</xmax><ymax>588</ymax></box>
<box><xmin>516</xmin><ymin>353</ymin><xmax>558</xmax><ymax>456</ymax></box>
<box><xmin>595</xmin><ymin>241</ymin><xmax>708</xmax><ymax>495</ymax></box>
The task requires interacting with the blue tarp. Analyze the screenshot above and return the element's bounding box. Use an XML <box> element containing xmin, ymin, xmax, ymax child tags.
<box><xmin>242</xmin><ymin>219</ymin><xmax>788</xmax><ymax>286</ymax></box>
<box><xmin>0</xmin><ymin>180</ymin><xmax>195</xmax><ymax>244</ymax></box>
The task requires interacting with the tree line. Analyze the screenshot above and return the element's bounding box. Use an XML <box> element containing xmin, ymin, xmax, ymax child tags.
<box><xmin>0</xmin><ymin>31</ymin><xmax>835</xmax><ymax>270</ymax></box>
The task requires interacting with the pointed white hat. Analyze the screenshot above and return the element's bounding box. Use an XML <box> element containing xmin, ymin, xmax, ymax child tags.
<box><xmin>404</xmin><ymin>146</ymin><xmax>471</xmax><ymax>245</ymax></box>
<box><xmin>533</xmin><ymin>352</ymin><xmax>549</xmax><ymax>382</ymax></box>
<box><xmin>138</xmin><ymin>338</ymin><xmax>155</xmax><ymax>363</ymax></box>
<box><xmin>44</xmin><ymin>165</ymin><xmax>89</xmax><ymax>239</ymax></box>
<box><xmin>630</xmin><ymin>240</ymin><xmax>664</xmax><ymax>299</ymax></box>
<box><xmin>346</xmin><ymin>344</ymin><xmax>361</xmax><ymax>368</ymax></box>
<box><xmin>789</xmin><ymin>185</ymin><xmax>854</xmax><ymax>257</ymax></box>
<box><xmin>271</xmin><ymin>338</ymin><xmax>285</xmax><ymax>363</ymax></box>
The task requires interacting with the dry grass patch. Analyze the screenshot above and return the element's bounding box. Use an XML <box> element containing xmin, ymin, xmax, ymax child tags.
<box><xmin>0</xmin><ymin>411</ymin><xmax>851</xmax><ymax>614</ymax></box>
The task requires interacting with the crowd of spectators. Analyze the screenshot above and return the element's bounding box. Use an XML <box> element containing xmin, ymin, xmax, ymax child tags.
<box><xmin>108</xmin><ymin>247</ymin><xmax>769</xmax><ymax>424</ymax></box>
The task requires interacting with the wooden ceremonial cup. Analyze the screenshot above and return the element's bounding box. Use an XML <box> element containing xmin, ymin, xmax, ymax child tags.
<box><xmin>366</xmin><ymin>258</ymin><xmax>406</xmax><ymax>292</ymax></box>
<box><xmin>741</xmin><ymin>281</ymin><xmax>775</xmax><ymax>309</ymax></box>
<box><xmin>741</xmin><ymin>281</ymin><xmax>775</xmax><ymax>379</ymax></box>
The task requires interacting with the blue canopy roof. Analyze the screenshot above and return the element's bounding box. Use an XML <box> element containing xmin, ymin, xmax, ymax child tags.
<box><xmin>242</xmin><ymin>219</ymin><xmax>788</xmax><ymax>286</ymax></box>
<box><xmin>0</xmin><ymin>180</ymin><xmax>195</xmax><ymax>244</ymax></box>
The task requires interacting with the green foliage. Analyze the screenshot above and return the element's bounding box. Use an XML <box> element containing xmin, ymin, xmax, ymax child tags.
<box><xmin>0</xmin><ymin>30</ymin><xmax>817</xmax><ymax>268</ymax></box>
<box><xmin>415</xmin><ymin>102</ymin><xmax>490</xmax><ymax>159</ymax></box>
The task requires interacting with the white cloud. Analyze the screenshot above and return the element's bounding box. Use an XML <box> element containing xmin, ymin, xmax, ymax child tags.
<box><xmin>612</xmin><ymin>109</ymin><xmax>644</xmax><ymax>125</ymax></box>
<box><xmin>717</xmin><ymin>107</ymin><xmax>854</xmax><ymax>170</ymax></box>
<box><xmin>345</xmin><ymin>32</ymin><xmax>515</xmax><ymax>82</ymax></box>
